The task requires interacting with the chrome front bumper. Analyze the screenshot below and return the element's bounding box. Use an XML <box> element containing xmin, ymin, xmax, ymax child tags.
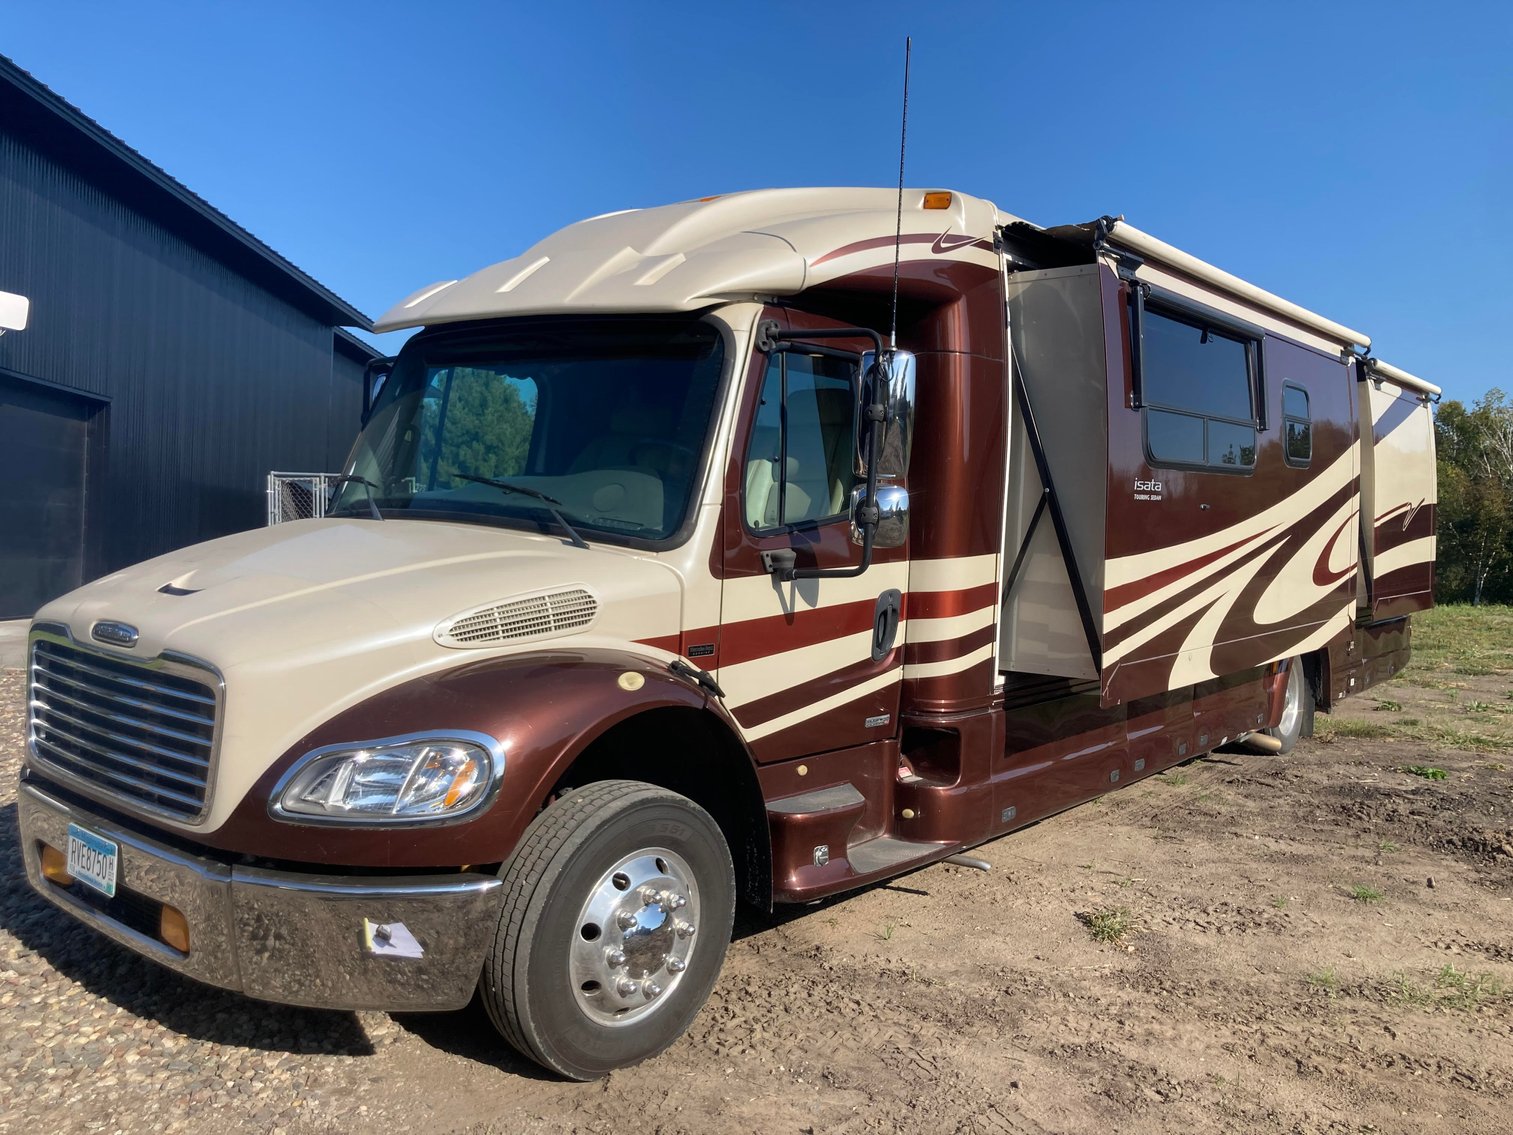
<box><xmin>17</xmin><ymin>780</ymin><xmax>503</xmax><ymax>1012</ymax></box>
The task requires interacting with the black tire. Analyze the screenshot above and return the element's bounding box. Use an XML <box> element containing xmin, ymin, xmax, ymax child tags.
<box><xmin>480</xmin><ymin>780</ymin><xmax>735</xmax><ymax>1080</ymax></box>
<box><xmin>1260</xmin><ymin>658</ymin><xmax>1310</xmax><ymax>754</ymax></box>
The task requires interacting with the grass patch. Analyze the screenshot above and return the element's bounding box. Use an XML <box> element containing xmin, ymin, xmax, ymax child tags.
<box><xmin>1157</xmin><ymin>770</ymin><xmax>1190</xmax><ymax>786</ymax></box>
<box><xmin>1374</xmin><ymin>699</ymin><xmax>1402</xmax><ymax>712</ymax></box>
<box><xmin>1314</xmin><ymin>718</ymin><xmax>1395</xmax><ymax>742</ymax></box>
<box><xmin>1406</xmin><ymin>605</ymin><xmax>1513</xmax><ymax>677</ymax></box>
<box><xmin>1270</xmin><ymin>895</ymin><xmax>1290</xmax><ymax>909</ymax></box>
<box><xmin>876</xmin><ymin>921</ymin><xmax>896</xmax><ymax>941</ymax></box>
<box><xmin>1305</xmin><ymin>967</ymin><xmax>1339</xmax><ymax>993</ymax></box>
<box><xmin>1347</xmin><ymin>884</ymin><xmax>1385</xmax><ymax>904</ymax></box>
<box><xmin>1434</xmin><ymin>964</ymin><xmax>1508</xmax><ymax>1010</ymax></box>
<box><xmin>1399</xmin><ymin>764</ymin><xmax>1448</xmax><ymax>780</ymax></box>
<box><xmin>1383</xmin><ymin>965</ymin><xmax>1510</xmax><ymax>1013</ymax></box>
<box><xmin>1077</xmin><ymin>906</ymin><xmax>1134</xmax><ymax>944</ymax></box>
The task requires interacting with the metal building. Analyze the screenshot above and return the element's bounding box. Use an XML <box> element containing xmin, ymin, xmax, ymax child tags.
<box><xmin>0</xmin><ymin>54</ymin><xmax>374</xmax><ymax>622</ymax></box>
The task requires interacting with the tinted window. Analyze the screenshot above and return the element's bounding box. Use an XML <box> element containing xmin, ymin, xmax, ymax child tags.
<box><xmin>744</xmin><ymin>352</ymin><xmax>857</xmax><ymax>529</ymax></box>
<box><xmin>1140</xmin><ymin>306</ymin><xmax>1258</xmax><ymax>473</ymax></box>
<box><xmin>336</xmin><ymin>319</ymin><xmax>724</xmax><ymax>542</ymax></box>
<box><xmin>1209</xmin><ymin>420</ymin><xmax>1257</xmax><ymax>468</ymax></box>
<box><xmin>1283</xmin><ymin>384</ymin><xmax>1309</xmax><ymax>419</ymax></box>
<box><xmin>1282</xmin><ymin>382</ymin><xmax>1311</xmax><ymax>466</ymax></box>
<box><xmin>1146</xmin><ymin>409</ymin><xmax>1205</xmax><ymax>465</ymax></box>
<box><xmin>1143</xmin><ymin>311</ymin><xmax>1253</xmax><ymax>422</ymax></box>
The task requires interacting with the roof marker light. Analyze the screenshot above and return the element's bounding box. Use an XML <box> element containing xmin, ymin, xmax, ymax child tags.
<box><xmin>922</xmin><ymin>192</ymin><xmax>952</xmax><ymax>210</ymax></box>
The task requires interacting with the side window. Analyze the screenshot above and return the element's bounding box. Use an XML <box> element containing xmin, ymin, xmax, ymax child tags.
<box><xmin>743</xmin><ymin>351</ymin><xmax>857</xmax><ymax>530</ymax></box>
<box><xmin>1282</xmin><ymin>382</ymin><xmax>1311</xmax><ymax>467</ymax></box>
<box><xmin>1140</xmin><ymin>308</ymin><xmax>1258</xmax><ymax>472</ymax></box>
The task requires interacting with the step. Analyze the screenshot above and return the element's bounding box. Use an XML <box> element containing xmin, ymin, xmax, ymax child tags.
<box><xmin>766</xmin><ymin>783</ymin><xmax>866</xmax><ymax>817</ymax></box>
<box><xmin>847</xmin><ymin>834</ymin><xmax>945</xmax><ymax>876</ymax></box>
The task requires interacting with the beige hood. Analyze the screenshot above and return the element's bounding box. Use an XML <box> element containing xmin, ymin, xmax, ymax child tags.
<box><xmin>33</xmin><ymin>518</ymin><xmax>686</xmax><ymax>831</ymax></box>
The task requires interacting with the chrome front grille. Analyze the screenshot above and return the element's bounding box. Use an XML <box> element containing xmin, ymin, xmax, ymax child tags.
<box><xmin>28</xmin><ymin>635</ymin><xmax>220</xmax><ymax>822</ymax></box>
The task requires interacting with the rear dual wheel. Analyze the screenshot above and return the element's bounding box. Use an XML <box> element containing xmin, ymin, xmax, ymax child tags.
<box><xmin>480</xmin><ymin>780</ymin><xmax>735</xmax><ymax>1080</ymax></box>
<box><xmin>1257</xmin><ymin>658</ymin><xmax>1311</xmax><ymax>754</ymax></box>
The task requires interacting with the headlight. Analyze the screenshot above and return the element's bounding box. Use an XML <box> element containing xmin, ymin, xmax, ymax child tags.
<box><xmin>272</xmin><ymin>732</ymin><xmax>503</xmax><ymax>824</ymax></box>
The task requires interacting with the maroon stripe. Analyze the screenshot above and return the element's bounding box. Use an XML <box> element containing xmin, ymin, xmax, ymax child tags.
<box><xmin>908</xmin><ymin>581</ymin><xmax>999</xmax><ymax>619</ymax></box>
<box><xmin>717</xmin><ymin>598</ymin><xmax>878</xmax><ymax>669</ymax></box>
<box><xmin>1105</xmin><ymin>528</ymin><xmax>1276</xmax><ymax>613</ymax></box>
<box><xmin>732</xmin><ymin>655</ymin><xmax>897</xmax><ymax>730</ymax></box>
<box><xmin>812</xmin><ymin>232</ymin><xmax>994</xmax><ymax>267</ymax></box>
<box><xmin>903</xmin><ymin>623</ymin><xmax>996</xmax><ymax>667</ymax></box>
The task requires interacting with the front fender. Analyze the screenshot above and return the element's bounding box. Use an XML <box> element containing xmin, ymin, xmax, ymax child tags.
<box><xmin>198</xmin><ymin>648</ymin><xmax>751</xmax><ymax>868</ymax></box>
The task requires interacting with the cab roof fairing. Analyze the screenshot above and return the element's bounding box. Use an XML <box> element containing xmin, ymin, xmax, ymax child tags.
<box><xmin>373</xmin><ymin>187</ymin><xmax>1011</xmax><ymax>333</ymax></box>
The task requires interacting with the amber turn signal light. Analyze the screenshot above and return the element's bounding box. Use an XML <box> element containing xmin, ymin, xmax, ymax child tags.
<box><xmin>922</xmin><ymin>191</ymin><xmax>952</xmax><ymax>210</ymax></box>
<box><xmin>40</xmin><ymin>844</ymin><xmax>74</xmax><ymax>886</ymax></box>
<box><xmin>160</xmin><ymin>905</ymin><xmax>191</xmax><ymax>953</ymax></box>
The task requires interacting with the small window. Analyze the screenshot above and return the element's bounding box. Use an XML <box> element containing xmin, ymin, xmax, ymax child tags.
<box><xmin>743</xmin><ymin>351</ymin><xmax>857</xmax><ymax>530</ymax></box>
<box><xmin>1139</xmin><ymin>307</ymin><xmax>1258</xmax><ymax>473</ymax></box>
<box><xmin>1282</xmin><ymin>382</ymin><xmax>1311</xmax><ymax>467</ymax></box>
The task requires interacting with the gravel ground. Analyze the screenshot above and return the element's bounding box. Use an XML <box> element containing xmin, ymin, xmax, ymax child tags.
<box><xmin>3</xmin><ymin>661</ymin><xmax>1512</xmax><ymax>1134</ymax></box>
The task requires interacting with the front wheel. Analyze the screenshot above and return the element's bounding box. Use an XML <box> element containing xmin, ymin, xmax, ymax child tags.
<box><xmin>480</xmin><ymin>780</ymin><xmax>735</xmax><ymax>1080</ymax></box>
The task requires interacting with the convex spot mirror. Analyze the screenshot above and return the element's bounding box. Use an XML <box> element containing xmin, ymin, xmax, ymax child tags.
<box><xmin>851</xmin><ymin>483</ymin><xmax>909</xmax><ymax>549</ymax></box>
<box><xmin>855</xmin><ymin>349</ymin><xmax>917</xmax><ymax>480</ymax></box>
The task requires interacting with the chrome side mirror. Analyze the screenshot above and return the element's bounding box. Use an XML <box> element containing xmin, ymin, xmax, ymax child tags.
<box><xmin>851</xmin><ymin>483</ymin><xmax>909</xmax><ymax>549</ymax></box>
<box><xmin>856</xmin><ymin>349</ymin><xmax>917</xmax><ymax>479</ymax></box>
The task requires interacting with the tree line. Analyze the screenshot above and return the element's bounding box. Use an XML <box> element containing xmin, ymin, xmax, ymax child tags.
<box><xmin>1435</xmin><ymin>388</ymin><xmax>1513</xmax><ymax>605</ymax></box>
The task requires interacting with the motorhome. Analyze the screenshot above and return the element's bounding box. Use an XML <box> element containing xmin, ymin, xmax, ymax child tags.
<box><xmin>16</xmin><ymin>188</ymin><xmax>1438</xmax><ymax>1079</ymax></box>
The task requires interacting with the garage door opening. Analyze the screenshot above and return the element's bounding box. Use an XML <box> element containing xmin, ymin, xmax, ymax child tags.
<box><xmin>0</xmin><ymin>372</ymin><xmax>107</xmax><ymax>619</ymax></box>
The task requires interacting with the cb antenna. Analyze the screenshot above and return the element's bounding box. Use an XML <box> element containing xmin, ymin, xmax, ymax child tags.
<box><xmin>888</xmin><ymin>35</ymin><xmax>912</xmax><ymax>353</ymax></box>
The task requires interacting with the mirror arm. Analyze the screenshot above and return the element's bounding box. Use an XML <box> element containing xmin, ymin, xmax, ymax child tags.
<box><xmin>756</xmin><ymin>320</ymin><xmax>885</xmax><ymax>358</ymax></box>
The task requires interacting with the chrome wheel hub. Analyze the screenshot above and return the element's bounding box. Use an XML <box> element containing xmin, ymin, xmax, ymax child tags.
<box><xmin>569</xmin><ymin>849</ymin><xmax>699</xmax><ymax>1026</ymax></box>
<box><xmin>1277</xmin><ymin>666</ymin><xmax>1301</xmax><ymax>738</ymax></box>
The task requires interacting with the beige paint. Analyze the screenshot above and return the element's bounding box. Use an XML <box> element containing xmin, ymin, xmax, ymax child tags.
<box><xmin>375</xmin><ymin>188</ymin><xmax>1007</xmax><ymax>331</ymax></box>
<box><xmin>34</xmin><ymin>517</ymin><xmax>689</xmax><ymax>832</ymax></box>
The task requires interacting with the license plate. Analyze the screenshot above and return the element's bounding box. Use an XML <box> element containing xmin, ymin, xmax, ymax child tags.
<box><xmin>66</xmin><ymin>823</ymin><xmax>118</xmax><ymax>898</ymax></box>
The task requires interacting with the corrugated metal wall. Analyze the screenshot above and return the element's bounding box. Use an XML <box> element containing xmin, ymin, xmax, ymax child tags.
<box><xmin>0</xmin><ymin>130</ymin><xmax>364</xmax><ymax>587</ymax></box>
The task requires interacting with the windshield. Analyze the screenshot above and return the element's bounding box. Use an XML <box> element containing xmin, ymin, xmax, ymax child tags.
<box><xmin>333</xmin><ymin>318</ymin><xmax>726</xmax><ymax>543</ymax></box>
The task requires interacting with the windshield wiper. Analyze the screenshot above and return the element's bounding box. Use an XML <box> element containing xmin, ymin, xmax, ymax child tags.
<box><xmin>327</xmin><ymin>474</ymin><xmax>384</xmax><ymax>521</ymax></box>
<box><xmin>454</xmin><ymin>472</ymin><xmax>589</xmax><ymax>549</ymax></box>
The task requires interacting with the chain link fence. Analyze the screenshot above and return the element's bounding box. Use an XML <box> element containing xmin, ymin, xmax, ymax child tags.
<box><xmin>266</xmin><ymin>472</ymin><xmax>339</xmax><ymax>525</ymax></box>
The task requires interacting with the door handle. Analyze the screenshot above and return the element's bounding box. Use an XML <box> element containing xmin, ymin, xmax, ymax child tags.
<box><xmin>872</xmin><ymin>589</ymin><xmax>902</xmax><ymax>661</ymax></box>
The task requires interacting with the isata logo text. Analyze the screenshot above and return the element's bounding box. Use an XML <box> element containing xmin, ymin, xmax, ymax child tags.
<box><xmin>1134</xmin><ymin>478</ymin><xmax>1163</xmax><ymax>501</ymax></box>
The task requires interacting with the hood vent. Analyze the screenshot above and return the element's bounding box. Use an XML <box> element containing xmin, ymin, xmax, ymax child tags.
<box><xmin>436</xmin><ymin>587</ymin><xmax>599</xmax><ymax>649</ymax></box>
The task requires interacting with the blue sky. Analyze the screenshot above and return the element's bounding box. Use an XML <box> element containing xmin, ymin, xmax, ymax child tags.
<box><xmin>5</xmin><ymin>1</ymin><xmax>1509</xmax><ymax>404</ymax></box>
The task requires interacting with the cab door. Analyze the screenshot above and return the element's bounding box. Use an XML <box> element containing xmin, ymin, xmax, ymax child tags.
<box><xmin>715</xmin><ymin>310</ymin><xmax>910</xmax><ymax>763</ymax></box>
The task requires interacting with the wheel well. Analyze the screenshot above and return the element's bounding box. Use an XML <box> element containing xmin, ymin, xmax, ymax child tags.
<box><xmin>550</xmin><ymin>708</ymin><xmax>771</xmax><ymax>911</ymax></box>
<box><xmin>1302</xmin><ymin>651</ymin><xmax>1325</xmax><ymax>734</ymax></box>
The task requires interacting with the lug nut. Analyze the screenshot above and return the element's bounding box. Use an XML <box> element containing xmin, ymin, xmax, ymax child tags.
<box><xmin>668</xmin><ymin>894</ymin><xmax>687</xmax><ymax>910</ymax></box>
<box><xmin>666</xmin><ymin>957</ymin><xmax>687</xmax><ymax>973</ymax></box>
<box><xmin>605</xmin><ymin>948</ymin><xmax>627</xmax><ymax>967</ymax></box>
<box><xmin>640</xmin><ymin>887</ymin><xmax>659</xmax><ymax>906</ymax></box>
<box><xmin>616</xmin><ymin>978</ymin><xmax>640</xmax><ymax>997</ymax></box>
<box><xmin>675</xmin><ymin>920</ymin><xmax>695</xmax><ymax>939</ymax></box>
<box><xmin>643</xmin><ymin>981</ymin><xmax>663</xmax><ymax>999</ymax></box>
<box><xmin>616</xmin><ymin>910</ymin><xmax>639</xmax><ymax>931</ymax></box>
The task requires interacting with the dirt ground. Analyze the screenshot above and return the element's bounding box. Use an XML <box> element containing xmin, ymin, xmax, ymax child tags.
<box><xmin>2</xmin><ymin>625</ymin><xmax>1511</xmax><ymax>1134</ymax></box>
